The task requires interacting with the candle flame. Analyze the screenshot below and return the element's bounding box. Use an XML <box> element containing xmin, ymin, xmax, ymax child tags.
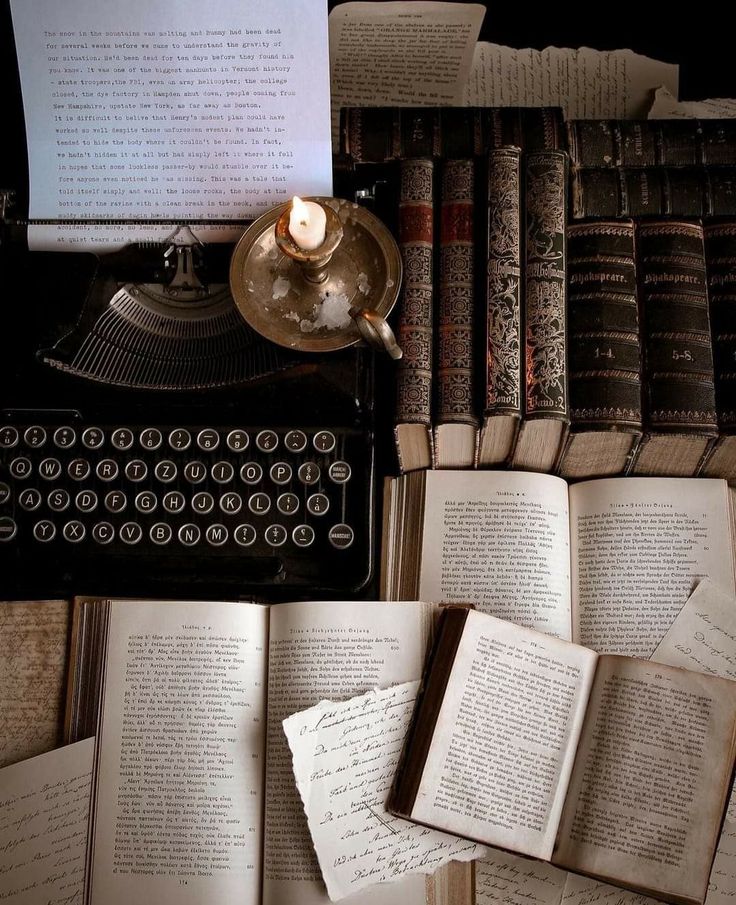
<box><xmin>292</xmin><ymin>195</ymin><xmax>310</xmax><ymax>227</ymax></box>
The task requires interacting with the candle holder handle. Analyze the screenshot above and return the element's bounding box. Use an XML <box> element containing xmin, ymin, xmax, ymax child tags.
<box><xmin>349</xmin><ymin>306</ymin><xmax>403</xmax><ymax>360</ymax></box>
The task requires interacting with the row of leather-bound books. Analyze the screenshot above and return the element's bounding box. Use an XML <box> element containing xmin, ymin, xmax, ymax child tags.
<box><xmin>337</xmin><ymin>107</ymin><xmax>736</xmax><ymax>481</ymax></box>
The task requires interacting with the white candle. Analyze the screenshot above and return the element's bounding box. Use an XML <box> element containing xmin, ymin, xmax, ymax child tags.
<box><xmin>288</xmin><ymin>196</ymin><xmax>327</xmax><ymax>251</ymax></box>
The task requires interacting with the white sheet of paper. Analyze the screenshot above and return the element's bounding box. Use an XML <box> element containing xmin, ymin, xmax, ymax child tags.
<box><xmin>560</xmin><ymin>873</ymin><xmax>660</xmax><ymax>905</ymax></box>
<box><xmin>10</xmin><ymin>0</ymin><xmax>332</xmax><ymax>250</ymax></box>
<box><xmin>283</xmin><ymin>681</ymin><xmax>487</xmax><ymax>902</ymax></box>
<box><xmin>464</xmin><ymin>42</ymin><xmax>678</xmax><ymax>118</ymax></box>
<box><xmin>27</xmin><ymin>222</ymin><xmax>246</xmax><ymax>254</ymax></box>
<box><xmin>649</xmin><ymin>86</ymin><xmax>736</xmax><ymax>119</ymax></box>
<box><xmin>329</xmin><ymin>1</ymin><xmax>484</xmax><ymax>146</ymax></box>
<box><xmin>0</xmin><ymin>738</ymin><xmax>94</xmax><ymax>905</ymax></box>
<box><xmin>475</xmin><ymin>851</ymin><xmax>567</xmax><ymax>905</ymax></box>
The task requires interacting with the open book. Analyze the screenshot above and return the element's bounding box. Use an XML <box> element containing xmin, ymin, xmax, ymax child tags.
<box><xmin>67</xmin><ymin>598</ymin><xmax>438</xmax><ymax>905</ymax></box>
<box><xmin>382</xmin><ymin>472</ymin><xmax>736</xmax><ymax>651</ymax></box>
<box><xmin>390</xmin><ymin>607</ymin><xmax>736</xmax><ymax>905</ymax></box>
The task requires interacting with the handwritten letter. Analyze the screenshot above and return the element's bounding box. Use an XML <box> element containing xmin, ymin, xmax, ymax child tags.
<box><xmin>283</xmin><ymin>681</ymin><xmax>486</xmax><ymax>902</ymax></box>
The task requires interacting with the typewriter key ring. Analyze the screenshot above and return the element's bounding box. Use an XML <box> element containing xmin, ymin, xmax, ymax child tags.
<box><xmin>229</xmin><ymin>197</ymin><xmax>403</xmax><ymax>358</ymax></box>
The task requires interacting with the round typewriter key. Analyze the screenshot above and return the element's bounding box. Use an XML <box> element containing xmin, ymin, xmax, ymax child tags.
<box><xmin>53</xmin><ymin>426</ymin><xmax>76</xmax><ymax>449</ymax></box>
<box><xmin>125</xmin><ymin>459</ymin><xmax>148</xmax><ymax>482</ymax></box>
<box><xmin>328</xmin><ymin>461</ymin><xmax>351</xmax><ymax>483</ymax></box>
<box><xmin>206</xmin><ymin>524</ymin><xmax>229</xmax><ymax>547</ymax></box>
<box><xmin>269</xmin><ymin>462</ymin><xmax>292</xmax><ymax>485</ymax></box>
<box><xmin>0</xmin><ymin>426</ymin><xmax>19</xmax><ymax>449</ymax></box>
<box><xmin>328</xmin><ymin>523</ymin><xmax>354</xmax><ymax>549</ymax></box>
<box><xmin>0</xmin><ymin>482</ymin><xmax>10</xmax><ymax>505</ymax></box>
<box><xmin>82</xmin><ymin>427</ymin><xmax>104</xmax><ymax>450</ymax></box>
<box><xmin>248</xmin><ymin>492</ymin><xmax>271</xmax><ymax>515</ymax></box>
<box><xmin>178</xmin><ymin>523</ymin><xmax>201</xmax><ymax>546</ymax></box>
<box><xmin>297</xmin><ymin>462</ymin><xmax>320</xmax><ymax>485</ymax></box>
<box><xmin>211</xmin><ymin>461</ymin><xmax>234</xmax><ymax>484</ymax></box>
<box><xmin>104</xmin><ymin>490</ymin><xmax>128</xmax><ymax>514</ymax></box>
<box><xmin>240</xmin><ymin>462</ymin><xmax>263</xmax><ymax>485</ymax></box>
<box><xmin>62</xmin><ymin>520</ymin><xmax>85</xmax><ymax>543</ymax></box>
<box><xmin>292</xmin><ymin>524</ymin><xmax>315</xmax><ymax>548</ymax></box>
<box><xmin>68</xmin><ymin>458</ymin><xmax>90</xmax><ymax>481</ymax></box>
<box><xmin>111</xmin><ymin>428</ymin><xmax>134</xmax><ymax>451</ymax></box>
<box><xmin>92</xmin><ymin>522</ymin><xmax>114</xmax><ymax>545</ymax></box>
<box><xmin>139</xmin><ymin>428</ymin><xmax>163</xmax><ymax>450</ymax></box>
<box><xmin>154</xmin><ymin>460</ymin><xmax>177</xmax><ymax>483</ymax></box>
<box><xmin>226</xmin><ymin>429</ymin><xmax>249</xmax><ymax>452</ymax></box>
<box><xmin>75</xmin><ymin>490</ymin><xmax>98</xmax><ymax>513</ymax></box>
<box><xmin>313</xmin><ymin>430</ymin><xmax>336</xmax><ymax>453</ymax></box>
<box><xmin>307</xmin><ymin>493</ymin><xmax>330</xmax><ymax>516</ymax></box>
<box><xmin>234</xmin><ymin>524</ymin><xmax>256</xmax><ymax>547</ymax></box>
<box><xmin>150</xmin><ymin>522</ymin><xmax>173</xmax><ymax>546</ymax></box>
<box><xmin>277</xmin><ymin>492</ymin><xmax>300</xmax><ymax>515</ymax></box>
<box><xmin>219</xmin><ymin>492</ymin><xmax>242</xmax><ymax>515</ymax></box>
<box><xmin>32</xmin><ymin>520</ymin><xmax>54</xmax><ymax>543</ymax></box>
<box><xmin>39</xmin><ymin>458</ymin><xmax>62</xmax><ymax>481</ymax></box>
<box><xmin>120</xmin><ymin>522</ymin><xmax>143</xmax><ymax>545</ymax></box>
<box><xmin>135</xmin><ymin>491</ymin><xmax>157</xmax><ymax>514</ymax></box>
<box><xmin>48</xmin><ymin>489</ymin><xmax>70</xmax><ymax>512</ymax></box>
<box><xmin>10</xmin><ymin>457</ymin><xmax>32</xmax><ymax>480</ymax></box>
<box><xmin>162</xmin><ymin>491</ymin><xmax>185</xmax><ymax>514</ymax></box>
<box><xmin>192</xmin><ymin>491</ymin><xmax>214</xmax><ymax>514</ymax></box>
<box><xmin>96</xmin><ymin>459</ymin><xmax>119</xmax><ymax>482</ymax></box>
<box><xmin>19</xmin><ymin>488</ymin><xmax>42</xmax><ymax>511</ymax></box>
<box><xmin>0</xmin><ymin>517</ymin><xmax>17</xmax><ymax>541</ymax></box>
<box><xmin>183</xmin><ymin>461</ymin><xmax>206</xmax><ymax>484</ymax></box>
<box><xmin>197</xmin><ymin>429</ymin><xmax>220</xmax><ymax>452</ymax></box>
<box><xmin>255</xmin><ymin>430</ymin><xmax>278</xmax><ymax>453</ymax></box>
<box><xmin>23</xmin><ymin>426</ymin><xmax>47</xmax><ymax>448</ymax></box>
<box><xmin>168</xmin><ymin>428</ymin><xmax>191</xmax><ymax>451</ymax></box>
<box><xmin>265</xmin><ymin>524</ymin><xmax>287</xmax><ymax>547</ymax></box>
<box><xmin>284</xmin><ymin>430</ymin><xmax>307</xmax><ymax>453</ymax></box>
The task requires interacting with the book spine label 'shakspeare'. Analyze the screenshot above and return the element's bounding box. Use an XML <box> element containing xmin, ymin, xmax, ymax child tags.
<box><xmin>485</xmin><ymin>147</ymin><xmax>522</xmax><ymax>419</ymax></box>
<box><xmin>436</xmin><ymin>159</ymin><xmax>477</xmax><ymax>428</ymax></box>
<box><xmin>566</xmin><ymin>220</ymin><xmax>641</xmax><ymax>428</ymax></box>
<box><xmin>524</xmin><ymin>150</ymin><xmax>568</xmax><ymax>420</ymax></box>
<box><xmin>705</xmin><ymin>223</ymin><xmax>736</xmax><ymax>431</ymax></box>
<box><xmin>636</xmin><ymin>221</ymin><xmax>718</xmax><ymax>434</ymax></box>
<box><xmin>395</xmin><ymin>159</ymin><xmax>435</xmax><ymax>428</ymax></box>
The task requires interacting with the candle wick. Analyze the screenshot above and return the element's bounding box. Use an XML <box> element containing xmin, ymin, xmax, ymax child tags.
<box><xmin>299</xmin><ymin>218</ymin><xmax>308</xmax><ymax>227</ymax></box>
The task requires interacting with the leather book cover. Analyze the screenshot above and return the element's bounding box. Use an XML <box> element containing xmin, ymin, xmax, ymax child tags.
<box><xmin>705</xmin><ymin>223</ymin><xmax>736</xmax><ymax>433</ymax></box>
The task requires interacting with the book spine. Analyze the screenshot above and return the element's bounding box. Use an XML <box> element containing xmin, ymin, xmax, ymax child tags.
<box><xmin>436</xmin><ymin>159</ymin><xmax>477</xmax><ymax>429</ymax></box>
<box><xmin>394</xmin><ymin>159</ymin><xmax>435</xmax><ymax>441</ymax></box>
<box><xmin>340</xmin><ymin>107</ymin><xmax>563</xmax><ymax>161</ymax></box>
<box><xmin>705</xmin><ymin>223</ymin><xmax>736</xmax><ymax>434</ymax></box>
<box><xmin>523</xmin><ymin>150</ymin><xmax>568</xmax><ymax>423</ymax></box>
<box><xmin>635</xmin><ymin>221</ymin><xmax>718</xmax><ymax>437</ymax></box>
<box><xmin>484</xmin><ymin>147</ymin><xmax>522</xmax><ymax>420</ymax></box>
<box><xmin>566</xmin><ymin>220</ymin><xmax>641</xmax><ymax>430</ymax></box>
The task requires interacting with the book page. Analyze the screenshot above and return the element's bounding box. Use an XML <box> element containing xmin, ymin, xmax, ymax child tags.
<box><xmin>418</xmin><ymin>471</ymin><xmax>572</xmax><ymax>639</ymax></box>
<box><xmin>262</xmin><ymin>600</ymin><xmax>431</xmax><ymax>905</ymax></box>
<box><xmin>475</xmin><ymin>852</ymin><xmax>567</xmax><ymax>905</ymax></box>
<box><xmin>329</xmin><ymin>1</ymin><xmax>484</xmax><ymax>145</ymax></box>
<box><xmin>0</xmin><ymin>737</ymin><xmax>94</xmax><ymax>905</ymax></box>
<box><xmin>10</xmin><ymin>0</ymin><xmax>332</xmax><ymax>250</ymax></box>
<box><xmin>284</xmin><ymin>681</ymin><xmax>486</xmax><ymax>901</ymax></box>
<box><xmin>555</xmin><ymin>657</ymin><xmax>736</xmax><ymax>903</ymax></box>
<box><xmin>464</xmin><ymin>43</ymin><xmax>678</xmax><ymax>118</ymax></box>
<box><xmin>570</xmin><ymin>478</ymin><xmax>735</xmax><ymax>657</ymax></box>
<box><xmin>412</xmin><ymin>610</ymin><xmax>597</xmax><ymax>861</ymax></box>
<box><xmin>0</xmin><ymin>600</ymin><xmax>69</xmax><ymax>768</ymax></box>
<box><xmin>88</xmin><ymin>600</ymin><xmax>268</xmax><ymax>905</ymax></box>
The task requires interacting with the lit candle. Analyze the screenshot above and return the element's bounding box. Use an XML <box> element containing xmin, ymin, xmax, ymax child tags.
<box><xmin>288</xmin><ymin>196</ymin><xmax>327</xmax><ymax>251</ymax></box>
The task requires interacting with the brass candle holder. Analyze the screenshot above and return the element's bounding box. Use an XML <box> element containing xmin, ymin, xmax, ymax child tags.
<box><xmin>229</xmin><ymin>197</ymin><xmax>402</xmax><ymax>359</ymax></box>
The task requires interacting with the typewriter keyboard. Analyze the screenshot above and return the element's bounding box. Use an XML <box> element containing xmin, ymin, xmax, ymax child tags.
<box><xmin>0</xmin><ymin>420</ymin><xmax>372</xmax><ymax>592</ymax></box>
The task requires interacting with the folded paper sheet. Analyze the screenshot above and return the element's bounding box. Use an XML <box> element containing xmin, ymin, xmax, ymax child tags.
<box><xmin>283</xmin><ymin>680</ymin><xmax>487</xmax><ymax>902</ymax></box>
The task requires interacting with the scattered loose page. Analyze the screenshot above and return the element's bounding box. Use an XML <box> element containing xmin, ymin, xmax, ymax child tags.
<box><xmin>560</xmin><ymin>873</ymin><xmax>660</xmax><ymax>905</ymax></box>
<box><xmin>649</xmin><ymin>86</ymin><xmax>736</xmax><ymax>119</ymax></box>
<box><xmin>0</xmin><ymin>737</ymin><xmax>94</xmax><ymax>905</ymax></box>
<box><xmin>329</xmin><ymin>1</ymin><xmax>484</xmax><ymax>146</ymax></box>
<box><xmin>10</xmin><ymin>0</ymin><xmax>332</xmax><ymax>249</ymax></box>
<box><xmin>475</xmin><ymin>852</ymin><xmax>567</xmax><ymax>905</ymax></box>
<box><xmin>283</xmin><ymin>681</ymin><xmax>486</xmax><ymax>902</ymax></box>
<box><xmin>0</xmin><ymin>600</ymin><xmax>69</xmax><ymax>768</ymax></box>
<box><xmin>464</xmin><ymin>42</ymin><xmax>678</xmax><ymax>118</ymax></box>
<box><xmin>707</xmin><ymin>823</ymin><xmax>736</xmax><ymax>905</ymax></box>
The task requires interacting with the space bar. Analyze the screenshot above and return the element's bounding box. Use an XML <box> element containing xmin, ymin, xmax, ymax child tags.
<box><xmin>82</xmin><ymin>553</ymin><xmax>285</xmax><ymax>582</ymax></box>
